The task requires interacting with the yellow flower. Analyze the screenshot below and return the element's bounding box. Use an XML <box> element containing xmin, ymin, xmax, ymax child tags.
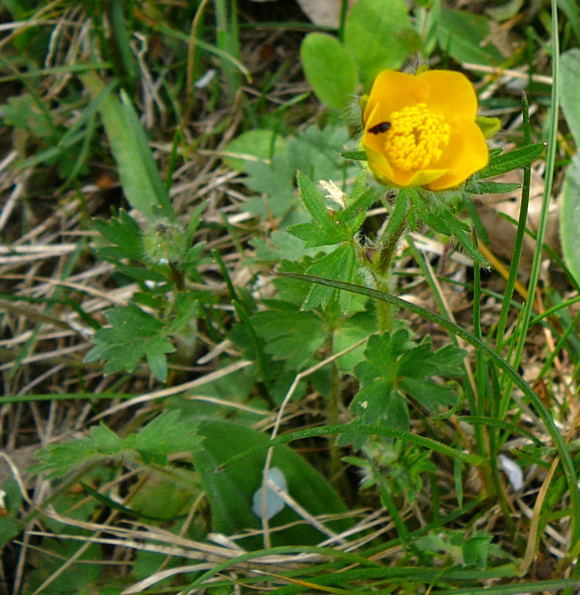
<box><xmin>362</xmin><ymin>70</ymin><xmax>489</xmax><ymax>191</ymax></box>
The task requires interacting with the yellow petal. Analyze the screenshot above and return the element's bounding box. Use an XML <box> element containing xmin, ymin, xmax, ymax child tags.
<box><xmin>397</xmin><ymin>167</ymin><xmax>449</xmax><ymax>187</ymax></box>
<box><xmin>363</xmin><ymin>71</ymin><xmax>429</xmax><ymax>130</ymax></box>
<box><xmin>365</xmin><ymin>144</ymin><xmax>396</xmax><ymax>185</ymax></box>
<box><xmin>366</xmin><ymin>144</ymin><xmax>448</xmax><ymax>188</ymax></box>
<box><xmin>427</xmin><ymin>119</ymin><xmax>489</xmax><ymax>190</ymax></box>
<box><xmin>418</xmin><ymin>70</ymin><xmax>478</xmax><ymax>123</ymax></box>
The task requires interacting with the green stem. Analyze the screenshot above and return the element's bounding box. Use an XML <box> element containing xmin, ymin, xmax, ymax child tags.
<box><xmin>376</xmin><ymin>190</ymin><xmax>409</xmax><ymax>275</ymax></box>
<box><xmin>371</xmin><ymin>189</ymin><xmax>410</xmax><ymax>331</ymax></box>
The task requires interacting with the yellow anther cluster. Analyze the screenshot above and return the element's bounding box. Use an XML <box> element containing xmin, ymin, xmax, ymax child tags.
<box><xmin>384</xmin><ymin>103</ymin><xmax>451</xmax><ymax>172</ymax></box>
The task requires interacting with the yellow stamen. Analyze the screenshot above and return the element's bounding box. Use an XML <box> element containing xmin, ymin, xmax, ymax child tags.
<box><xmin>383</xmin><ymin>103</ymin><xmax>450</xmax><ymax>171</ymax></box>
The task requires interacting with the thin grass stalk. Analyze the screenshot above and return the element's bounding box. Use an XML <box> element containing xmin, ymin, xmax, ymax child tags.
<box><xmin>185</xmin><ymin>0</ymin><xmax>210</xmax><ymax>118</ymax></box>
<box><xmin>472</xmin><ymin>244</ymin><xmax>495</xmax><ymax>498</ymax></box>
<box><xmin>504</xmin><ymin>0</ymin><xmax>560</xmax><ymax>377</ymax></box>
<box><xmin>494</xmin><ymin>91</ymin><xmax>532</xmax><ymax>354</ymax></box>
<box><xmin>338</xmin><ymin>0</ymin><xmax>349</xmax><ymax>42</ymax></box>
<box><xmin>213</xmin><ymin>0</ymin><xmax>241</xmax><ymax>98</ymax></box>
<box><xmin>538</xmin><ymin>309</ymin><xmax>580</xmax><ymax>379</ymax></box>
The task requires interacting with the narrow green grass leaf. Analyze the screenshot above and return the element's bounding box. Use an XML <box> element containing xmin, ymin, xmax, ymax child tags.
<box><xmin>0</xmin><ymin>61</ymin><xmax>111</xmax><ymax>83</ymax></box>
<box><xmin>494</xmin><ymin>92</ymin><xmax>533</xmax><ymax>352</ymax></box>
<box><xmin>189</xmin><ymin>545</ymin><xmax>381</xmax><ymax>590</ymax></box>
<box><xmin>435</xmin><ymin>578</ymin><xmax>580</xmax><ymax>594</ymax></box>
<box><xmin>457</xmin><ymin>416</ymin><xmax>543</xmax><ymax>446</ymax></box>
<box><xmin>214</xmin><ymin>0</ymin><xmax>242</xmax><ymax>96</ymax></box>
<box><xmin>107</xmin><ymin>0</ymin><xmax>138</xmax><ymax>90</ymax></box>
<box><xmin>192</xmin><ymin>558</ymin><xmax>518</xmax><ymax>592</ymax></box>
<box><xmin>218</xmin><ymin>422</ymin><xmax>485</xmax><ymax>471</ymax></box>
<box><xmin>233</xmin><ymin>299</ymin><xmax>273</xmax><ymax>396</ymax></box>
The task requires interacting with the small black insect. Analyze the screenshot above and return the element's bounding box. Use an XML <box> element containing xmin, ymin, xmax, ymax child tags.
<box><xmin>367</xmin><ymin>121</ymin><xmax>391</xmax><ymax>135</ymax></box>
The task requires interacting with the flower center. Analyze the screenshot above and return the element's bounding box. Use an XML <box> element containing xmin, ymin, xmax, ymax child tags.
<box><xmin>383</xmin><ymin>103</ymin><xmax>451</xmax><ymax>172</ymax></box>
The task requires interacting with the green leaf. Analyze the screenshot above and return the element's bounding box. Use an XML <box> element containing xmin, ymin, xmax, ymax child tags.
<box><xmin>344</xmin><ymin>0</ymin><xmax>411</xmax><ymax>87</ymax></box>
<box><xmin>90</xmin><ymin>424</ymin><xmax>123</xmax><ymax>454</ymax></box>
<box><xmin>437</xmin><ymin>9</ymin><xmax>503</xmax><ymax>65</ymax></box>
<box><xmin>34</xmin><ymin>413</ymin><xmax>201</xmax><ymax>478</ymax></box>
<box><xmin>351</xmin><ymin>379</ymin><xmax>409</xmax><ymax>431</ymax></box>
<box><xmin>464</xmin><ymin>181</ymin><xmax>521</xmax><ymax>194</ymax></box>
<box><xmin>251</xmin><ymin>300</ymin><xmax>326</xmax><ymax>370</ymax></box>
<box><xmin>0</xmin><ymin>94</ymin><xmax>53</xmax><ymax>138</ymax></box>
<box><xmin>560</xmin><ymin>152</ymin><xmax>580</xmax><ymax>287</ymax></box>
<box><xmin>477</xmin><ymin>143</ymin><xmax>545</xmax><ymax>179</ymax></box>
<box><xmin>222</xmin><ymin>129</ymin><xmax>287</xmax><ymax>172</ymax></box>
<box><xmin>300</xmin><ymin>33</ymin><xmax>359</xmax><ymax>111</ymax></box>
<box><xmin>333</xmin><ymin>309</ymin><xmax>377</xmax><ymax>372</ymax></box>
<box><xmin>241</xmin><ymin>125</ymin><xmax>357</xmax><ymax>221</ymax></box>
<box><xmin>417</xmin><ymin>201</ymin><xmax>486</xmax><ymax>267</ymax></box>
<box><xmin>81</xmin><ymin>72</ymin><xmax>172</xmax><ymax>221</ymax></box>
<box><xmin>289</xmin><ymin>173</ymin><xmax>351</xmax><ymax>247</ymax></box>
<box><xmin>290</xmin><ymin>173</ymin><xmax>374</xmax><ymax>247</ymax></box>
<box><xmin>336</xmin><ymin>185</ymin><xmax>377</xmax><ymax>228</ymax></box>
<box><xmin>476</xmin><ymin>115</ymin><xmax>501</xmax><ymax>139</ymax></box>
<box><xmin>127</xmin><ymin>468</ymin><xmax>199</xmax><ymax>520</ymax></box>
<box><xmin>242</xmin><ymin>153</ymin><xmax>295</xmax><ymax>219</ymax></box>
<box><xmin>251</xmin><ymin>230</ymin><xmax>321</xmax><ymax>263</ymax></box>
<box><xmin>33</xmin><ymin>423</ymin><xmax>123</xmax><ymax>479</ymax></box>
<box><xmin>355</xmin><ymin>330</ymin><xmax>413</xmax><ymax>385</ymax></box>
<box><xmin>166</xmin><ymin>291</ymin><xmax>199</xmax><ymax>334</ymax></box>
<box><xmin>560</xmin><ymin>49</ymin><xmax>580</xmax><ymax>146</ymax></box>
<box><xmin>341</xmin><ymin>150</ymin><xmax>367</xmax><ymax>161</ymax></box>
<box><xmin>398</xmin><ymin>339</ymin><xmax>464</xmax><ymax>380</ymax></box>
<box><xmin>288</xmin><ymin>125</ymin><xmax>355</xmax><ymax>182</ymax></box>
<box><xmin>133</xmin><ymin>410</ymin><xmax>202</xmax><ymax>465</ymax></box>
<box><xmin>92</xmin><ymin>209</ymin><xmax>144</xmax><ymax>262</ymax></box>
<box><xmin>462</xmin><ymin>533</ymin><xmax>492</xmax><ymax>569</ymax></box>
<box><xmin>297</xmin><ymin>171</ymin><xmax>336</xmax><ymax>227</ymax></box>
<box><xmin>349</xmin><ymin>330</ymin><xmax>463</xmax><ymax>430</ymax></box>
<box><xmin>85</xmin><ymin>304</ymin><xmax>174</xmax><ymax>381</ymax></box>
<box><xmin>191</xmin><ymin>418</ymin><xmax>351</xmax><ymax>548</ymax></box>
<box><xmin>557</xmin><ymin>0</ymin><xmax>580</xmax><ymax>41</ymax></box>
<box><xmin>400</xmin><ymin>378</ymin><xmax>458</xmax><ymax>411</ymax></box>
<box><xmin>302</xmin><ymin>244</ymin><xmax>363</xmax><ymax>312</ymax></box>
<box><xmin>486</xmin><ymin>0</ymin><xmax>524</xmax><ymax>22</ymax></box>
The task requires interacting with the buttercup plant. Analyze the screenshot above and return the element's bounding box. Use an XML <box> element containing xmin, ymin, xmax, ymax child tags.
<box><xmin>359</xmin><ymin>68</ymin><xmax>490</xmax><ymax>329</ymax></box>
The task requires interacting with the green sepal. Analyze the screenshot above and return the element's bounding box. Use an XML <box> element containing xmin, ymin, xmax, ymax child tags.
<box><xmin>476</xmin><ymin>115</ymin><xmax>501</xmax><ymax>139</ymax></box>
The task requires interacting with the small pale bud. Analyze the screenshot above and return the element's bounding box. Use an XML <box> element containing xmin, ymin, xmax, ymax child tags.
<box><xmin>142</xmin><ymin>219</ymin><xmax>187</xmax><ymax>264</ymax></box>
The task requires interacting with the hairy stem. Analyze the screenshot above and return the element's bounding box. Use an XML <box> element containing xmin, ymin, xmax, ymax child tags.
<box><xmin>371</xmin><ymin>189</ymin><xmax>410</xmax><ymax>331</ymax></box>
